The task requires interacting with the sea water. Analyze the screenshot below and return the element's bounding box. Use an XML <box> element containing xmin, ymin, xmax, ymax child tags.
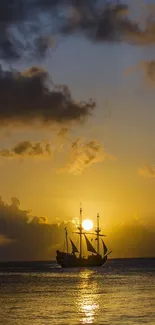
<box><xmin>0</xmin><ymin>258</ymin><xmax>155</xmax><ymax>325</ymax></box>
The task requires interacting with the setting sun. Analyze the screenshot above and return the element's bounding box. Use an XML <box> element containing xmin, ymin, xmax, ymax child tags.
<box><xmin>82</xmin><ymin>219</ymin><xmax>93</xmax><ymax>231</ymax></box>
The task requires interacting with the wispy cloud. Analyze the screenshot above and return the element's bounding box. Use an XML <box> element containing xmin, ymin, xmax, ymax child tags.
<box><xmin>0</xmin><ymin>140</ymin><xmax>53</xmax><ymax>158</ymax></box>
<box><xmin>124</xmin><ymin>59</ymin><xmax>155</xmax><ymax>87</ymax></box>
<box><xmin>139</xmin><ymin>164</ymin><xmax>155</xmax><ymax>178</ymax></box>
<box><xmin>141</xmin><ymin>60</ymin><xmax>155</xmax><ymax>85</ymax></box>
<box><xmin>0</xmin><ymin>234</ymin><xmax>14</xmax><ymax>246</ymax></box>
<box><xmin>58</xmin><ymin>138</ymin><xmax>115</xmax><ymax>174</ymax></box>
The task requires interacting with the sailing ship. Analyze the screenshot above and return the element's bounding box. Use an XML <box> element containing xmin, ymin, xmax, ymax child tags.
<box><xmin>56</xmin><ymin>207</ymin><xmax>112</xmax><ymax>268</ymax></box>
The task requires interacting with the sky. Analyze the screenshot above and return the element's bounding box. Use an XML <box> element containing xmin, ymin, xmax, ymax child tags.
<box><xmin>0</xmin><ymin>0</ymin><xmax>155</xmax><ymax>259</ymax></box>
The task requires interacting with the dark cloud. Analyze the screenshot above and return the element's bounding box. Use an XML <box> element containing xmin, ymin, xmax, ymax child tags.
<box><xmin>61</xmin><ymin>2</ymin><xmax>139</xmax><ymax>42</ymax></box>
<box><xmin>31</xmin><ymin>1</ymin><xmax>155</xmax><ymax>46</ymax></box>
<box><xmin>0</xmin><ymin>196</ymin><xmax>74</xmax><ymax>261</ymax></box>
<box><xmin>0</xmin><ymin>0</ymin><xmax>28</xmax><ymax>59</ymax></box>
<box><xmin>0</xmin><ymin>140</ymin><xmax>52</xmax><ymax>158</ymax></box>
<box><xmin>0</xmin><ymin>65</ymin><xmax>95</xmax><ymax>126</ymax></box>
<box><xmin>58</xmin><ymin>138</ymin><xmax>115</xmax><ymax>174</ymax></box>
<box><xmin>0</xmin><ymin>0</ymin><xmax>26</xmax><ymax>23</ymax></box>
<box><xmin>1</xmin><ymin>1</ymin><xmax>155</xmax><ymax>60</ymax></box>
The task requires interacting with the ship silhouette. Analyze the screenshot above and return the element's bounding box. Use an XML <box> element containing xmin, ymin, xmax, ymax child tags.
<box><xmin>56</xmin><ymin>207</ymin><xmax>112</xmax><ymax>267</ymax></box>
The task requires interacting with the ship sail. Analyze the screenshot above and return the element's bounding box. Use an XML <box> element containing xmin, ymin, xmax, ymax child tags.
<box><xmin>84</xmin><ymin>234</ymin><xmax>97</xmax><ymax>254</ymax></box>
<box><xmin>101</xmin><ymin>238</ymin><xmax>108</xmax><ymax>255</ymax></box>
<box><xmin>70</xmin><ymin>238</ymin><xmax>79</xmax><ymax>254</ymax></box>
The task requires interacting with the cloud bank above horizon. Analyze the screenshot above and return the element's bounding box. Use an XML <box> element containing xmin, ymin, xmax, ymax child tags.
<box><xmin>0</xmin><ymin>196</ymin><xmax>154</xmax><ymax>260</ymax></box>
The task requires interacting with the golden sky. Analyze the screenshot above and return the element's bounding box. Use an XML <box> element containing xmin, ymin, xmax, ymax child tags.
<box><xmin>0</xmin><ymin>1</ymin><xmax>155</xmax><ymax>259</ymax></box>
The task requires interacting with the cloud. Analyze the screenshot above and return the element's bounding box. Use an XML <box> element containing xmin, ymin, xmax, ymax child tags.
<box><xmin>1</xmin><ymin>1</ymin><xmax>155</xmax><ymax>61</ymax></box>
<box><xmin>0</xmin><ymin>0</ymin><xmax>33</xmax><ymax>60</ymax></box>
<box><xmin>0</xmin><ymin>136</ymin><xmax>115</xmax><ymax>173</ymax></box>
<box><xmin>0</xmin><ymin>234</ymin><xmax>14</xmax><ymax>246</ymax></box>
<box><xmin>108</xmin><ymin>218</ymin><xmax>155</xmax><ymax>258</ymax></box>
<box><xmin>0</xmin><ymin>65</ymin><xmax>95</xmax><ymax>127</ymax></box>
<box><xmin>0</xmin><ymin>140</ymin><xmax>52</xmax><ymax>158</ymax></box>
<box><xmin>58</xmin><ymin>138</ymin><xmax>115</xmax><ymax>174</ymax></box>
<box><xmin>60</xmin><ymin>2</ymin><xmax>155</xmax><ymax>46</ymax></box>
<box><xmin>139</xmin><ymin>164</ymin><xmax>155</xmax><ymax>178</ymax></box>
<box><xmin>57</xmin><ymin>127</ymin><xmax>69</xmax><ymax>137</ymax></box>
<box><xmin>61</xmin><ymin>2</ymin><xmax>139</xmax><ymax>41</ymax></box>
<box><xmin>35</xmin><ymin>2</ymin><xmax>155</xmax><ymax>47</ymax></box>
<box><xmin>141</xmin><ymin>60</ymin><xmax>155</xmax><ymax>84</ymax></box>
<box><xmin>0</xmin><ymin>196</ymin><xmax>74</xmax><ymax>261</ymax></box>
<box><xmin>124</xmin><ymin>59</ymin><xmax>155</xmax><ymax>86</ymax></box>
<box><xmin>32</xmin><ymin>1</ymin><xmax>155</xmax><ymax>47</ymax></box>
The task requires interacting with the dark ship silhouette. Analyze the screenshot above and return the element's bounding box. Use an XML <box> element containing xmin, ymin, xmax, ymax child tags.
<box><xmin>56</xmin><ymin>207</ymin><xmax>112</xmax><ymax>267</ymax></box>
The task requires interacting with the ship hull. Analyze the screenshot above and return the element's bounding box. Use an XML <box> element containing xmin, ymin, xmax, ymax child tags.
<box><xmin>56</xmin><ymin>250</ymin><xmax>107</xmax><ymax>268</ymax></box>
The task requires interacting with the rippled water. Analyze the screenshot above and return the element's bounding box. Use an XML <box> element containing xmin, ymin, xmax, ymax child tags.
<box><xmin>0</xmin><ymin>259</ymin><xmax>155</xmax><ymax>325</ymax></box>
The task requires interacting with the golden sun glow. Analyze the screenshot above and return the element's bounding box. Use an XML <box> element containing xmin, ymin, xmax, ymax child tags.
<box><xmin>82</xmin><ymin>219</ymin><xmax>93</xmax><ymax>231</ymax></box>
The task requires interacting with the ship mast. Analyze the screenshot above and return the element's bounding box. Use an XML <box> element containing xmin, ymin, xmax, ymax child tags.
<box><xmin>95</xmin><ymin>213</ymin><xmax>101</xmax><ymax>254</ymax></box>
<box><xmin>65</xmin><ymin>227</ymin><xmax>68</xmax><ymax>253</ymax></box>
<box><xmin>79</xmin><ymin>206</ymin><xmax>83</xmax><ymax>258</ymax></box>
<box><xmin>72</xmin><ymin>204</ymin><xmax>83</xmax><ymax>257</ymax></box>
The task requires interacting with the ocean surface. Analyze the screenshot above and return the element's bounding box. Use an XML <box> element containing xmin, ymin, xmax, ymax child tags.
<box><xmin>0</xmin><ymin>258</ymin><xmax>155</xmax><ymax>325</ymax></box>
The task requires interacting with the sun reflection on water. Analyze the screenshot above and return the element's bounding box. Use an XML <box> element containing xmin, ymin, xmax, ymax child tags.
<box><xmin>76</xmin><ymin>270</ymin><xmax>99</xmax><ymax>324</ymax></box>
<box><xmin>80</xmin><ymin>299</ymin><xmax>98</xmax><ymax>324</ymax></box>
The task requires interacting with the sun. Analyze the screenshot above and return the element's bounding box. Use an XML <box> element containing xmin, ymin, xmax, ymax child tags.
<box><xmin>82</xmin><ymin>219</ymin><xmax>93</xmax><ymax>231</ymax></box>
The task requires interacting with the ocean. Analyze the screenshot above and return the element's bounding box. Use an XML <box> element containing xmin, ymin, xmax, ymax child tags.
<box><xmin>0</xmin><ymin>258</ymin><xmax>155</xmax><ymax>325</ymax></box>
